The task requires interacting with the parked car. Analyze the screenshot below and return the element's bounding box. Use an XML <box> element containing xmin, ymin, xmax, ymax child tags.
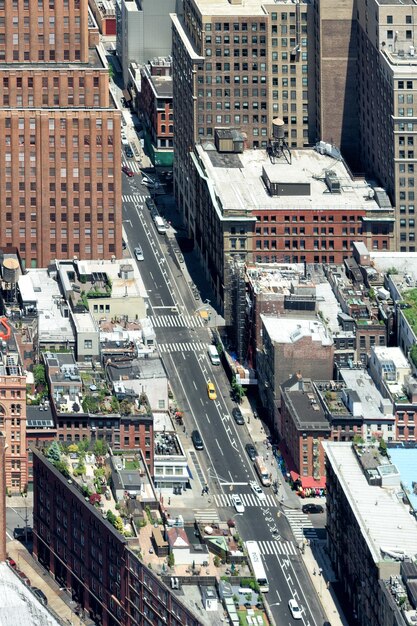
<box><xmin>122</xmin><ymin>165</ymin><xmax>134</xmax><ymax>177</ymax></box>
<box><xmin>231</xmin><ymin>493</ymin><xmax>245</xmax><ymax>514</ymax></box>
<box><xmin>302</xmin><ymin>503</ymin><xmax>324</xmax><ymax>515</ymax></box>
<box><xmin>207</xmin><ymin>380</ymin><xmax>217</xmax><ymax>400</ymax></box>
<box><xmin>232</xmin><ymin>407</ymin><xmax>245</xmax><ymax>425</ymax></box>
<box><xmin>134</xmin><ymin>246</ymin><xmax>144</xmax><ymax>261</ymax></box>
<box><xmin>250</xmin><ymin>480</ymin><xmax>266</xmax><ymax>501</ymax></box>
<box><xmin>245</xmin><ymin>443</ymin><xmax>258</xmax><ymax>461</ymax></box>
<box><xmin>288</xmin><ymin>598</ymin><xmax>302</xmax><ymax>620</ymax></box>
<box><xmin>32</xmin><ymin>588</ymin><xmax>48</xmax><ymax>605</ymax></box>
<box><xmin>13</xmin><ymin>527</ymin><xmax>33</xmax><ymax>541</ymax></box>
<box><xmin>191</xmin><ymin>430</ymin><xmax>204</xmax><ymax>450</ymax></box>
<box><xmin>125</xmin><ymin>145</ymin><xmax>134</xmax><ymax>158</ymax></box>
<box><xmin>6</xmin><ymin>557</ymin><xmax>16</xmax><ymax>568</ymax></box>
<box><xmin>145</xmin><ymin>197</ymin><xmax>156</xmax><ymax>211</ymax></box>
<box><xmin>16</xmin><ymin>570</ymin><xmax>31</xmax><ymax>586</ymax></box>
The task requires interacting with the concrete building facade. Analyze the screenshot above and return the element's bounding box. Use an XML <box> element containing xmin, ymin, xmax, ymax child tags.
<box><xmin>117</xmin><ymin>0</ymin><xmax>178</xmax><ymax>87</ymax></box>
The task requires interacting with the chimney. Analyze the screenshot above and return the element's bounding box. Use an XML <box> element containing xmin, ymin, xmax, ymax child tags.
<box><xmin>0</xmin><ymin>435</ymin><xmax>7</xmax><ymax>562</ymax></box>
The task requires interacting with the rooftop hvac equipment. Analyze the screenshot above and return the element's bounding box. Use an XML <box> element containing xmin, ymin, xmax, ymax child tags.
<box><xmin>325</xmin><ymin>170</ymin><xmax>341</xmax><ymax>193</ymax></box>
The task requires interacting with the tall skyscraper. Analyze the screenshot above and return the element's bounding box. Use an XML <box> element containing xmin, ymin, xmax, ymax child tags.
<box><xmin>0</xmin><ymin>0</ymin><xmax>122</xmax><ymax>268</ymax></box>
<box><xmin>172</xmin><ymin>0</ymin><xmax>316</xmax><ymax>237</ymax></box>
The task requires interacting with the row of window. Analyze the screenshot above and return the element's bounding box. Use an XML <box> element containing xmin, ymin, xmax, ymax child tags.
<box><xmin>3</xmin><ymin>117</ymin><xmax>112</xmax><ymax>130</ymax></box>
<box><xmin>205</xmin><ymin>22</ymin><xmax>266</xmax><ymax>32</ymax></box>
<box><xmin>0</xmin><ymin>49</ymin><xmax>80</xmax><ymax>61</ymax></box>
<box><xmin>5</xmin><ymin>208</ymin><xmax>114</xmax><ymax>221</ymax></box>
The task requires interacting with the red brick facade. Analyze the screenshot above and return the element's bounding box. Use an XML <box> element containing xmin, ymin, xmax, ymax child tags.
<box><xmin>0</xmin><ymin>0</ymin><xmax>122</xmax><ymax>267</ymax></box>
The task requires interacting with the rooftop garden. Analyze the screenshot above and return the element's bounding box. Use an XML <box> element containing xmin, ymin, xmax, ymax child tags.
<box><xmin>403</xmin><ymin>288</ymin><xmax>417</xmax><ymax>338</ymax></box>
<box><xmin>45</xmin><ymin>439</ymin><xmax>136</xmax><ymax>537</ymax></box>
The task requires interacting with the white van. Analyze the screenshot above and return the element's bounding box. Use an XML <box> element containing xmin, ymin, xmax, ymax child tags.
<box><xmin>208</xmin><ymin>345</ymin><xmax>220</xmax><ymax>365</ymax></box>
<box><xmin>154</xmin><ymin>215</ymin><xmax>166</xmax><ymax>235</ymax></box>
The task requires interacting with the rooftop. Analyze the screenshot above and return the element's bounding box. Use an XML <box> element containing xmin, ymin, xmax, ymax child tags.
<box><xmin>0</xmin><ymin>563</ymin><xmax>62</xmax><ymax>626</ymax></box>
<box><xmin>194</xmin><ymin>144</ymin><xmax>388</xmax><ymax>216</ymax></box>
<box><xmin>339</xmin><ymin>368</ymin><xmax>394</xmax><ymax>421</ymax></box>
<box><xmin>148</xmin><ymin>75</ymin><xmax>173</xmax><ymax>99</ymax></box>
<box><xmin>281</xmin><ymin>376</ymin><xmax>330</xmax><ymax>431</ymax></box>
<box><xmin>324</xmin><ymin>442</ymin><xmax>417</xmax><ymax>566</ymax></box>
<box><xmin>261</xmin><ymin>315</ymin><xmax>333</xmax><ymax>347</ymax></box>
<box><xmin>18</xmin><ymin>270</ymin><xmax>74</xmax><ymax>344</ymax></box>
<box><xmin>189</xmin><ymin>0</ymin><xmax>310</xmax><ymax>18</ymax></box>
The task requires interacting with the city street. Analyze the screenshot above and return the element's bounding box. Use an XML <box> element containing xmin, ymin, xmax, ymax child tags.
<box><xmin>121</xmin><ymin>170</ymin><xmax>328</xmax><ymax>626</ymax></box>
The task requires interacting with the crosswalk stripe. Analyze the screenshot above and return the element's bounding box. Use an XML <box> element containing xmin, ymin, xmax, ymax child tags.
<box><xmin>213</xmin><ymin>492</ymin><xmax>278</xmax><ymax>509</ymax></box>
<box><xmin>122</xmin><ymin>194</ymin><xmax>146</xmax><ymax>203</ymax></box>
<box><xmin>158</xmin><ymin>342</ymin><xmax>208</xmax><ymax>353</ymax></box>
<box><xmin>150</xmin><ymin>315</ymin><xmax>205</xmax><ymax>328</ymax></box>
<box><xmin>284</xmin><ymin>509</ymin><xmax>319</xmax><ymax>542</ymax></box>
<box><xmin>258</xmin><ymin>540</ymin><xmax>297</xmax><ymax>557</ymax></box>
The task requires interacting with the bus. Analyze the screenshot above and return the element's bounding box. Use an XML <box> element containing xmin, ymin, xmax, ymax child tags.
<box><xmin>245</xmin><ymin>541</ymin><xmax>269</xmax><ymax>592</ymax></box>
<box><xmin>254</xmin><ymin>456</ymin><xmax>271</xmax><ymax>487</ymax></box>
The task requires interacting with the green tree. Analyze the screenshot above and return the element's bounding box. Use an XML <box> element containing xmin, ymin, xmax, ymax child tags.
<box><xmin>47</xmin><ymin>440</ymin><xmax>61</xmax><ymax>463</ymax></box>
<box><xmin>94</xmin><ymin>439</ymin><xmax>108</xmax><ymax>456</ymax></box>
<box><xmin>119</xmin><ymin>399</ymin><xmax>132</xmax><ymax>416</ymax></box>
<box><xmin>55</xmin><ymin>459</ymin><xmax>70</xmax><ymax>478</ymax></box>
<box><xmin>82</xmin><ymin>395</ymin><xmax>99</xmax><ymax>414</ymax></box>
<box><xmin>33</xmin><ymin>364</ymin><xmax>46</xmax><ymax>388</ymax></box>
<box><xmin>231</xmin><ymin>376</ymin><xmax>246</xmax><ymax>404</ymax></box>
<box><xmin>379</xmin><ymin>437</ymin><xmax>388</xmax><ymax>457</ymax></box>
<box><xmin>168</xmin><ymin>552</ymin><xmax>175</xmax><ymax>568</ymax></box>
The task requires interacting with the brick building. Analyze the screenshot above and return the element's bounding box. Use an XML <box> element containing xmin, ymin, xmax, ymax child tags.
<box><xmin>0</xmin><ymin>319</ymin><xmax>28</xmax><ymax>494</ymax></box>
<box><xmin>0</xmin><ymin>0</ymin><xmax>122</xmax><ymax>268</ymax></box>
<box><xmin>139</xmin><ymin>58</ymin><xmax>173</xmax><ymax>167</ymax></box>
<box><xmin>256</xmin><ymin>315</ymin><xmax>334</xmax><ymax>433</ymax></box>
<box><xmin>280</xmin><ymin>374</ymin><xmax>330</xmax><ymax>485</ymax></box>
<box><xmin>33</xmin><ymin>448</ymin><xmax>202</xmax><ymax>626</ymax></box>
<box><xmin>186</xmin><ymin>142</ymin><xmax>394</xmax><ymax>323</ymax></box>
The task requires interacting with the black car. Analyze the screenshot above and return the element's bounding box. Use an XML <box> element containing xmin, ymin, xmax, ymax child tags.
<box><xmin>191</xmin><ymin>430</ymin><xmax>204</xmax><ymax>450</ymax></box>
<box><xmin>32</xmin><ymin>588</ymin><xmax>48</xmax><ymax>605</ymax></box>
<box><xmin>13</xmin><ymin>526</ymin><xmax>33</xmax><ymax>541</ymax></box>
<box><xmin>232</xmin><ymin>407</ymin><xmax>245</xmax><ymax>425</ymax></box>
<box><xmin>245</xmin><ymin>443</ymin><xmax>258</xmax><ymax>461</ymax></box>
<box><xmin>302</xmin><ymin>503</ymin><xmax>324</xmax><ymax>514</ymax></box>
<box><xmin>145</xmin><ymin>197</ymin><xmax>156</xmax><ymax>211</ymax></box>
<box><xmin>125</xmin><ymin>145</ymin><xmax>134</xmax><ymax>158</ymax></box>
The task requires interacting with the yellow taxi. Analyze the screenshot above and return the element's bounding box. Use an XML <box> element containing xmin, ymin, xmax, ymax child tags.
<box><xmin>207</xmin><ymin>380</ymin><xmax>217</xmax><ymax>400</ymax></box>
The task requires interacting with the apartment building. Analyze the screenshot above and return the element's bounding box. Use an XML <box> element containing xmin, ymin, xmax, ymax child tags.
<box><xmin>314</xmin><ymin>0</ymin><xmax>360</xmax><ymax>169</ymax></box>
<box><xmin>172</xmin><ymin>0</ymin><xmax>315</xmax><ymax>238</ymax></box>
<box><xmin>0</xmin><ymin>0</ymin><xmax>122</xmax><ymax>268</ymax></box>
<box><xmin>0</xmin><ymin>319</ymin><xmax>28</xmax><ymax>494</ymax></box>
<box><xmin>139</xmin><ymin>58</ymin><xmax>174</xmax><ymax>167</ymax></box>
<box><xmin>324</xmin><ymin>441</ymin><xmax>417</xmax><ymax>626</ymax></box>
<box><xmin>187</xmin><ymin>140</ymin><xmax>394</xmax><ymax>322</ymax></box>
<box><xmin>33</xmin><ymin>448</ymin><xmax>202</xmax><ymax>626</ymax></box>
<box><xmin>355</xmin><ymin>0</ymin><xmax>417</xmax><ymax>251</ymax></box>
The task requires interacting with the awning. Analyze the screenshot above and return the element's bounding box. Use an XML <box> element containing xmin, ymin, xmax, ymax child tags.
<box><xmin>122</xmin><ymin>89</ymin><xmax>132</xmax><ymax>102</ymax></box>
<box><xmin>300</xmin><ymin>476</ymin><xmax>326</xmax><ymax>490</ymax></box>
<box><xmin>289</xmin><ymin>471</ymin><xmax>326</xmax><ymax>490</ymax></box>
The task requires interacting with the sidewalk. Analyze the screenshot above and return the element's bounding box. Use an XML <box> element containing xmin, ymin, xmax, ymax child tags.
<box><xmin>6</xmin><ymin>540</ymin><xmax>87</xmax><ymax>625</ymax></box>
<box><xmin>236</xmin><ymin>400</ymin><xmax>349</xmax><ymax>626</ymax></box>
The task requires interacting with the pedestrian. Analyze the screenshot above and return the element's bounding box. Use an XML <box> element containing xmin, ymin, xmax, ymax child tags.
<box><xmin>266</xmin><ymin>452</ymin><xmax>269</xmax><ymax>460</ymax></box>
<box><xmin>313</xmin><ymin>568</ymin><xmax>316</xmax><ymax>576</ymax></box>
<box><xmin>168</xmin><ymin>497</ymin><xmax>171</xmax><ymax>505</ymax></box>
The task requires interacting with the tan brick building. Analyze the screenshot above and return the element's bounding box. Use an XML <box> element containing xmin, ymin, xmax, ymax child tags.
<box><xmin>171</xmin><ymin>0</ymin><xmax>316</xmax><ymax>240</ymax></box>
<box><xmin>0</xmin><ymin>323</ymin><xmax>28</xmax><ymax>494</ymax></box>
<box><xmin>0</xmin><ymin>0</ymin><xmax>121</xmax><ymax>267</ymax></box>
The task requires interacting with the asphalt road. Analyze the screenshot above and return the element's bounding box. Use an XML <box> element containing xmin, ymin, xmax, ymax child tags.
<box><xmin>6</xmin><ymin>505</ymin><xmax>33</xmax><ymax>542</ymax></box>
<box><xmin>121</xmin><ymin>165</ymin><xmax>327</xmax><ymax>626</ymax></box>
